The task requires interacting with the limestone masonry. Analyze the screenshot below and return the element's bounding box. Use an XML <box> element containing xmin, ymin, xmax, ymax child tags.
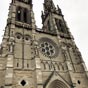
<box><xmin>0</xmin><ymin>0</ymin><xmax>88</xmax><ymax>88</ymax></box>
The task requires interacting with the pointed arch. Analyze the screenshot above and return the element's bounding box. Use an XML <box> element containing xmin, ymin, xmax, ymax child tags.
<box><xmin>48</xmin><ymin>80</ymin><xmax>68</xmax><ymax>88</ymax></box>
<box><xmin>16</xmin><ymin>6</ymin><xmax>22</xmax><ymax>21</ymax></box>
<box><xmin>51</xmin><ymin>63</ymin><xmax>55</xmax><ymax>70</ymax></box>
<box><xmin>59</xmin><ymin>63</ymin><xmax>64</xmax><ymax>71</ymax></box>
<box><xmin>45</xmin><ymin>62</ymin><xmax>50</xmax><ymax>70</ymax></box>
<box><xmin>55</xmin><ymin>63</ymin><xmax>60</xmax><ymax>71</ymax></box>
<box><xmin>23</xmin><ymin>8</ymin><xmax>28</xmax><ymax>23</ymax></box>
<box><xmin>41</xmin><ymin>61</ymin><xmax>46</xmax><ymax>70</ymax></box>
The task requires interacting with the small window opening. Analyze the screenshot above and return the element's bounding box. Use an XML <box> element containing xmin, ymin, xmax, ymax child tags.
<box><xmin>44</xmin><ymin>63</ymin><xmax>46</xmax><ymax>70</ymax></box>
<box><xmin>59</xmin><ymin>20</ymin><xmax>65</xmax><ymax>33</ymax></box>
<box><xmin>21</xmin><ymin>80</ymin><xmax>26</xmax><ymax>86</ymax></box>
<box><xmin>17</xmin><ymin>10</ymin><xmax>21</xmax><ymax>21</ymax></box>
<box><xmin>78</xmin><ymin>80</ymin><xmax>81</xmax><ymax>84</ymax></box>
<box><xmin>16</xmin><ymin>7</ymin><xmax>21</xmax><ymax>21</ymax></box>
<box><xmin>48</xmin><ymin>21</ymin><xmax>51</xmax><ymax>31</ymax></box>
<box><xmin>49</xmin><ymin>64</ymin><xmax>51</xmax><ymax>70</ymax></box>
<box><xmin>55</xmin><ymin>19</ymin><xmax>66</xmax><ymax>33</ymax></box>
<box><xmin>27</xmin><ymin>64</ymin><xmax>29</xmax><ymax>68</ymax></box>
<box><xmin>17</xmin><ymin>63</ymin><xmax>19</xmax><ymax>67</ymax></box>
<box><xmin>58</xmin><ymin>65</ymin><xmax>60</xmax><ymax>70</ymax></box>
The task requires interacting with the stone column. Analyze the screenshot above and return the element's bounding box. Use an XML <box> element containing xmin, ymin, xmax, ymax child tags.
<box><xmin>33</xmin><ymin>40</ymin><xmax>43</xmax><ymax>88</ymax></box>
<box><xmin>5</xmin><ymin>54</ymin><xmax>14</xmax><ymax>88</ymax></box>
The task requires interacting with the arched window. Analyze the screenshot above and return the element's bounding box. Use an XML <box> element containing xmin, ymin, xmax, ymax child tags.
<box><xmin>16</xmin><ymin>7</ymin><xmax>22</xmax><ymax>21</ymax></box>
<box><xmin>46</xmin><ymin>62</ymin><xmax>50</xmax><ymax>70</ymax></box>
<box><xmin>47</xmin><ymin>20</ymin><xmax>51</xmax><ymax>31</ymax></box>
<box><xmin>16</xmin><ymin>7</ymin><xmax>30</xmax><ymax>24</ymax></box>
<box><xmin>55</xmin><ymin>63</ymin><xmax>60</xmax><ymax>70</ymax></box>
<box><xmin>23</xmin><ymin>8</ymin><xmax>27</xmax><ymax>22</ymax></box>
<box><xmin>55</xmin><ymin>19</ymin><xmax>67</xmax><ymax>33</ymax></box>
<box><xmin>41</xmin><ymin>62</ymin><xmax>46</xmax><ymax>70</ymax></box>
<box><xmin>59</xmin><ymin>20</ymin><xmax>65</xmax><ymax>33</ymax></box>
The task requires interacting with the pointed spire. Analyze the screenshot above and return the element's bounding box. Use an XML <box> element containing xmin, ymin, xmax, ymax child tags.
<box><xmin>44</xmin><ymin>0</ymin><xmax>56</xmax><ymax>14</ymax></box>
<box><xmin>57</xmin><ymin>5</ymin><xmax>62</xmax><ymax>15</ymax></box>
<box><xmin>43</xmin><ymin>0</ymin><xmax>63</xmax><ymax>16</ymax></box>
<box><xmin>41</xmin><ymin>0</ymin><xmax>63</xmax><ymax>24</ymax></box>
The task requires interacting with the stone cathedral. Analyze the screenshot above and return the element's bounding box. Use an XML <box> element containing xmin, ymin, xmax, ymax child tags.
<box><xmin>0</xmin><ymin>0</ymin><xmax>88</xmax><ymax>88</ymax></box>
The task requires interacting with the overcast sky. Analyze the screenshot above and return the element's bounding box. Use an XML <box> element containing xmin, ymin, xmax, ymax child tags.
<box><xmin>0</xmin><ymin>0</ymin><xmax>88</xmax><ymax>69</ymax></box>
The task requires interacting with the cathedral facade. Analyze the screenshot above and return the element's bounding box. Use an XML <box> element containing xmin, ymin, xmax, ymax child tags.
<box><xmin>0</xmin><ymin>0</ymin><xmax>88</xmax><ymax>88</ymax></box>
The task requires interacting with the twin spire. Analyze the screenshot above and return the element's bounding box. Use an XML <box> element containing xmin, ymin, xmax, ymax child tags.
<box><xmin>43</xmin><ymin>0</ymin><xmax>62</xmax><ymax>15</ymax></box>
<box><xmin>41</xmin><ymin>0</ymin><xmax>62</xmax><ymax>24</ymax></box>
<box><xmin>44</xmin><ymin>0</ymin><xmax>56</xmax><ymax>13</ymax></box>
<box><xmin>12</xmin><ymin>0</ymin><xmax>63</xmax><ymax>34</ymax></box>
<box><xmin>12</xmin><ymin>0</ymin><xmax>62</xmax><ymax>16</ymax></box>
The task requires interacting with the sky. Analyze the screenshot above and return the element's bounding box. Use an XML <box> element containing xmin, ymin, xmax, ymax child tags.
<box><xmin>0</xmin><ymin>0</ymin><xmax>88</xmax><ymax>69</ymax></box>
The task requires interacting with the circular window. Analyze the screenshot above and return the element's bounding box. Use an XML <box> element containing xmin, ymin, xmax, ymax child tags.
<box><xmin>40</xmin><ymin>42</ymin><xmax>55</xmax><ymax>57</ymax></box>
<box><xmin>25</xmin><ymin>37</ymin><xmax>29</xmax><ymax>41</ymax></box>
<box><xmin>16</xmin><ymin>33</ymin><xmax>22</xmax><ymax>39</ymax></box>
<box><xmin>24</xmin><ymin>35</ymin><xmax>31</xmax><ymax>41</ymax></box>
<box><xmin>39</xmin><ymin>38</ymin><xmax>59</xmax><ymax>58</ymax></box>
<box><xmin>17</xmin><ymin>35</ymin><xmax>21</xmax><ymax>39</ymax></box>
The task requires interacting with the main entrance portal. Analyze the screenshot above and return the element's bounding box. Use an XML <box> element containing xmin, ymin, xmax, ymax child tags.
<box><xmin>48</xmin><ymin>80</ymin><xmax>68</xmax><ymax>88</ymax></box>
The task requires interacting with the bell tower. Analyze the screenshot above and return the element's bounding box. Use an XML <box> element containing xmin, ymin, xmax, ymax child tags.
<box><xmin>0</xmin><ymin>0</ymin><xmax>37</xmax><ymax>88</ymax></box>
<box><xmin>41</xmin><ymin>0</ymin><xmax>70</xmax><ymax>36</ymax></box>
<box><xmin>39</xmin><ymin>0</ymin><xmax>88</xmax><ymax>88</ymax></box>
<box><xmin>0</xmin><ymin>0</ymin><xmax>88</xmax><ymax>88</ymax></box>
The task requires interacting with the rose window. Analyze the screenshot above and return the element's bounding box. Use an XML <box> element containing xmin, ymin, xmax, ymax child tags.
<box><xmin>39</xmin><ymin>37</ymin><xmax>59</xmax><ymax>58</ymax></box>
<box><xmin>40</xmin><ymin>42</ymin><xmax>56</xmax><ymax>57</ymax></box>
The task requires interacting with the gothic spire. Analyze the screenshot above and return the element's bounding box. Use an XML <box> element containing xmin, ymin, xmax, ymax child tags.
<box><xmin>42</xmin><ymin>0</ymin><xmax>63</xmax><ymax>25</ymax></box>
<box><xmin>44</xmin><ymin>0</ymin><xmax>56</xmax><ymax>14</ymax></box>
<box><xmin>42</xmin><ymin>0</ymin><xmax>63</xmax><ymax>21</ymax></box>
